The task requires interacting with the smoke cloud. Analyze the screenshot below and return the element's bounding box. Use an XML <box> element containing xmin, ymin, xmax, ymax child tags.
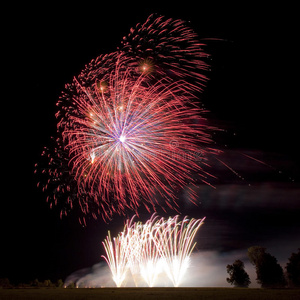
<box><xmin>64</xmin><ymin>250</ymin><xmax>259</xmax><ymax>288</ymax></box>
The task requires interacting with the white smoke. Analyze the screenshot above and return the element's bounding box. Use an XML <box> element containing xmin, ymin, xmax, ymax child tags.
<box><xmin>180</xmin><ymin>250</ymin><xmax>258</xmax><ymax>287</ymax></box>
<box><xmin>64</xmin><ymin>250</ymin><xmax>259</xmax><ymax>288</ymax></box>
<box><xmin>64</xmin><ymin>262</ymin><xmax>115</xmax><ymax>288</ymax></box>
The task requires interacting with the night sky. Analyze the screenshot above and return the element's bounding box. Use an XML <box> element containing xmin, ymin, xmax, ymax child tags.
<box><xmin>2</xmin><ymin>3</ymin><xmax>299</xmax><ymax>285</ymax></box>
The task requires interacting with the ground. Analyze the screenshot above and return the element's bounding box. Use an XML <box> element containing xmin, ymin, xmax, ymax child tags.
<box><xmin>0</xmin><ymin>287</ymin><xmax>299</xmax><ymax>300</ymax></box>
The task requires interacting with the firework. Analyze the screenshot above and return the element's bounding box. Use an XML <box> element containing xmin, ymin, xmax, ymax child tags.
<box><xmin>102</xmin><ymin>214</ymin><xmax>205</xmax><ymax>287</ymax></box>
<box><xmin>158</xmin><ymin>216</ymin><xmax>204</xmax><ymax>286</ymax></box>
<box><xmin>120</xmin><ymin>14</ymin><xmax>209</xmax><ymax>91</ymax></box>
<box><xmin>36</xmin><ymin>14</ymin><xmax>218</xmax><ymax>222</ymax></box>
<box><xmin>101</xmin><ymin>231</ymin><xmax>129</xmax><ymax>287</ymax></box>
<box><xmin>133</xmin><ymin>215</ymin><xmax>163</xmax><ymax>287</ymax></box>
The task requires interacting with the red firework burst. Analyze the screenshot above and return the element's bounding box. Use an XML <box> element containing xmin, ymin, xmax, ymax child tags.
<box><xmin>36</xmin><ymin>15</ymin><xmax>218</xmax><ymax>223</ymax></box>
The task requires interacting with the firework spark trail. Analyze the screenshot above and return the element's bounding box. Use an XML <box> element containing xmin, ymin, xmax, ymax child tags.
<box><xmin>102</xmin><ymin>214</ymin><xmax>205</xmax><ymax>287</ymax></box>
<box><xmin>158</xmin><ymin>216</ymin><xmax>205</xmax><ymax>287</ymax></box>
<box><xmin>101</xmin><ymin>231</ymin><xmax>130</xmax><ymax>287</ymax></box>
<box><xmin>120</xmin><ymin>14</ymin><xmax>209</xmax><ymax>91</ymax></box>
<box><xmin>36</xmin><ymin>14</ymin><xmax>218</xmax><ymax>222</ymax></box>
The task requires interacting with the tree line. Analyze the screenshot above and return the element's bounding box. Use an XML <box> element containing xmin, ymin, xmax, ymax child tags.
<box><xmin>0</xmin><ymin>247</ymin><xmax>299</xmax><ymax>288</ymax></box>
<box><xmin>226</xmin><ymin>247</ymin><xmax>300</xmax><ymax>288</ymax></box>
<box><xmin>0</xmin><ymin>278</ymin><xmax>65</xmax><ymax>289</ymax></box>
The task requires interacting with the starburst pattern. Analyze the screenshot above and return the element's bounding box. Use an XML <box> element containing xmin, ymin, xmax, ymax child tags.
<box><xmin>36</xmin><ymin>14</ymin><xmax>218</xmax><ymax>222</ymax></box>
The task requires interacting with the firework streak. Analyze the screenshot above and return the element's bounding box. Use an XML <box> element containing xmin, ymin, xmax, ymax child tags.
<box><xmin>35</xmin><ymin>14</ymin><xmax>218</xmax><ymax>222</ymax></box>
<box><xmin>102</xmin><ymin>214</ymin><xmax>205</xmax><ymax>287</ymax></box>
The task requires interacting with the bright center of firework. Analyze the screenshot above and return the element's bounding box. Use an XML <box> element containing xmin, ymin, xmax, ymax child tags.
<box><xmin>119</xmin><ymin>135</ymin><xmax>126</xmax><ymax>143</ymax></box>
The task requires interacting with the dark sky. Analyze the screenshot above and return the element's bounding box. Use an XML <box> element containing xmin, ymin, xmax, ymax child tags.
<box><xmin>2</xmin><ymin>3</ymin><xmax>299</xmax><ymax>284</ymax></box>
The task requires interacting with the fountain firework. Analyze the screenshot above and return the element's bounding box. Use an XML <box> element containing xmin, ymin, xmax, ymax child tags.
<box><xmin>102</xmin><ymin>215</ymin><xmax>205</xmax><ymax>287</ymax></box>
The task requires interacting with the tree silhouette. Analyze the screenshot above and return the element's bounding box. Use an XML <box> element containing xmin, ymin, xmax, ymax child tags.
<box><xmin>248</xmin><ymin>246</ymin><xmax>286</xmax><ymax>288</ymax></box>
<box><xmin>56</xmin><ymin>279</ymin><xmax>64</xmax><ymax>288</ymax></box>
<box><xmin>286</xmin><ymin>248</ymin><xmax>300</xmax><ymax>287</ymax></box>
<box><xmin>0</xmin><ymin>278</ymin><xmax>11</xmax><ymax>288</ymax></box>
<box><xmin>32</xmin><ymin>278</ymin><xmax>41</xmax><ymax>287</ymax></box>
<box><xmin>226</xmin><ymin>259</ymin><xmax>251</xmax><ymax>287</ymax></box>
